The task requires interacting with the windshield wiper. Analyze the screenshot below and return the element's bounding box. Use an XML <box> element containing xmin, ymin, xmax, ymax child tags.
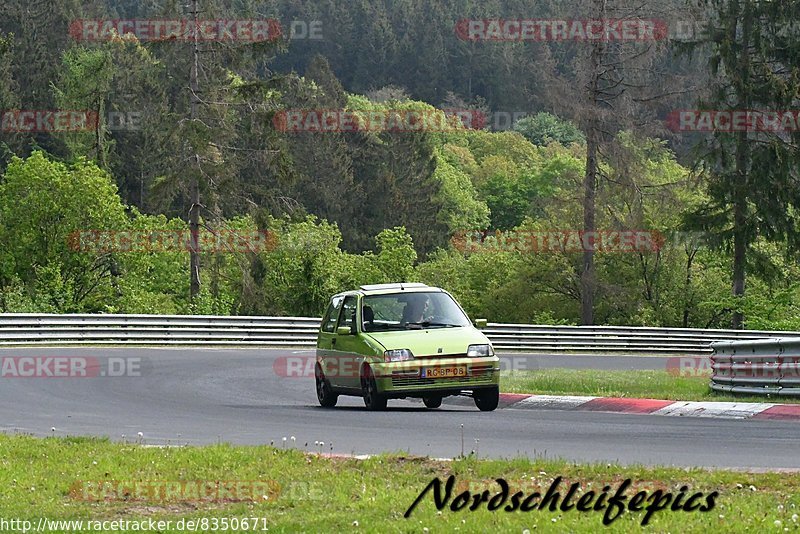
<box><xmin>405</xmin><ymin>321</ymin><xmax>462</xmax><ymax>329</ymax></box>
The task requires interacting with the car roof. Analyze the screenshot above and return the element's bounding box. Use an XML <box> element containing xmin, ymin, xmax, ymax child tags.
<box><xmin>360</xmin><ymin>282</ymin><xmax>429</xmax><ymax>292</ymax></box>
<box><xmin>333</xmin><ymin>283</ymin><xmax>445</xmax><ymax>298</ymax></box>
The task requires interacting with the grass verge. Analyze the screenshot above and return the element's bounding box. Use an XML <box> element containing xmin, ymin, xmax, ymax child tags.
<box><xmin>500</xmin><ymin>369</ymin><xmax>800</xmax><ymax>404</ymax></box>
<box><xmin>1</xmin><ymin>434</ymin><xmax>798</xmax><ymax>533</ymax></box>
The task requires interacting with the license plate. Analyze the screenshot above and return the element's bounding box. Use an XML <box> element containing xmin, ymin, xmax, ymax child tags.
<box><xmin>423</xmin><ymin>365</ymin><xmax>467</xmax><ymax>378</ymax></box>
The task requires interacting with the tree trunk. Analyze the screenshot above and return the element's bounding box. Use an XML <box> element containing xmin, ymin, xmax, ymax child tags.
<box><xmin>731</xmin><ymin>195</ymin><xmax>746</xmax><ymax>329</ymax></box>
<box><xmin>581</xmin><ymin>129</ymin><xmax>598</xmax><ymax>325</ymax></box>
<box><xmin>682</xmin><ymin>248</ymin><xmax>697</xmax><ymax>328</ymax></box>
<box><xmin>189</xmin><ymin>0</ymin><xmax>201</xmax><ymax>300</ymax></box>
<box><xmin>730</xmin><ymin>0</ymin><xmax>752</xmax><ymax>330</ymax></box>
<box><xmin>581</xmin><ymin>0</ymin><xmax>606</xmax><ymax>326</ymax></box>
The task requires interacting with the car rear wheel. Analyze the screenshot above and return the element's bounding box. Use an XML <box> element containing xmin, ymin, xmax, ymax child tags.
<box><xmin>474</xmin><ymin>386</ymin><xmax>499</xmax><ymax>412</ymax></box>
<box><xmin>315</xmin><ymin>364</ymin><xmax>338</xmax><ymax>408</ymax></box>
<box><xmin>362</xmin><ymin>366</ymin><xmax>387</xmax><ymax>411</ymax></box>
<box><xmin>423</xmin><ymin>396</ymin><xmax>442</xmax><ymax>409</ymax></box>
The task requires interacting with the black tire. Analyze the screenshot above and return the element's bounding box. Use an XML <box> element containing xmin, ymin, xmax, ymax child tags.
<box><xmin>423</xmin><ymin>396</ymin><xmax>443</xmax><ymax>409</ymax></box>
<box><xmin>474</xmin><ymin>386</ymin><xmax>499</xmax><ymax>412</ymax></box>
<box><xmin>362</xmin><ymin>366</ymin><xmax>388</xmax><ymax>411</ymax></box>
<box><xmin>315</xmin><ymin>364</ymin><xmax>338</xmax><ymax>408</ymax></box>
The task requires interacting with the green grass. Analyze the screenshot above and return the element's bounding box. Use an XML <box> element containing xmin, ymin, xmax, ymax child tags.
<box><xmin>1</xmin><ymin>434</ymin><xmax>798</xmax><ymax>533</ymax></box>
<box><xmin>500</xmin><ymin>369</ymin><xmax>800</xmax><ymax>403</ymax></box>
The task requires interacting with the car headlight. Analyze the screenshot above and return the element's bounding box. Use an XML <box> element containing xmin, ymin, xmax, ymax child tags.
<box><xmin>467</xmin><ymin>344</ymin><xmax>494</xmax><ymax>358</ymax></box>
<box><xmin>384</xmin><ymin>349</ymin><xmax>414</xmax><ymax>363</ymax></box>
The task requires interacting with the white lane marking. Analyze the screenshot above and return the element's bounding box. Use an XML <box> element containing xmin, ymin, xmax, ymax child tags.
<box><xmin>513</xmin><ymin>395</ymin><xmax>598</xmax><ymax>410</ymax></box>
<box><xmin>512</xmin><ymin>395</ymin><xmax>780</xmax><ymax>420</ymax></box>
<box><xmin>651</xmin><ymin>401</ymin><xmax>774</xmax><ymax>419</ymax></box>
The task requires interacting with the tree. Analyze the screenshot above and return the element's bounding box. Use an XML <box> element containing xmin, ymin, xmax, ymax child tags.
<box><xmin>347</xmin><ymin>96</ymin><xmax>451</xmax><ymax>255</ymax></box>
<box><xmin>535</xmin><ymin>0</ymin><xmax>690</xmax><ymax>324</ymax></box>
<box><xmin>53</xmin><ymin>37</ymin><xmax>168</xmax><ymax>205</ymax></box>
<box><xmin>0</xmin><ymin>0</ymin><xmax>109</xmax><ymax>160</ymax></box>
<box><xmin>374</xmin><ymin>227</ymin><xmax>417</xmax><ymax>282</ymax></box>
<box><xmin>432</xmin><ymin>146</ymin><xmax>491</xmax><ymax>233</ymax></box>
<box><xmin>514</xmin><ymin>112</ymin><xmax>585</xmax><ymax>147</ymax></box>
<box><xmin>684</xmin><ymin>0</ymin><xmax>800</xmax><ymax>328</ymax></box>
<box><xmin>279</xmin><ymin>56</ymin><xmax>361</xmax><ymax>248</ymax></box>
<box><xmin>0</xmin><ymin>151</ymin><xmax>128</xmax><ymax>311</ymax></box>
<box><xmin>133</xmin><ymin>0</ymin><xmax>288</xmax><ymax>305</ymax></box>
<box><xmin>0</xmin><ymin>33</ymin><xmax>20</xmax><ymax>167</ymax></box>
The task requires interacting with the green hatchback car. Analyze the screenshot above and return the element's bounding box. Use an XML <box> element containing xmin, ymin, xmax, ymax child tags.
<box><xmin>315</xmin><ymin>283</ymin><xmax>500</xmax><ymax>411</ymax></box>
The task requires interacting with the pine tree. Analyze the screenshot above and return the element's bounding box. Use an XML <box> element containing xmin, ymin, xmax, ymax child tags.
<box><xmin>683</xmin><ymin>0</ymin><xmax>800</xmax><ymax>328</ymax></box>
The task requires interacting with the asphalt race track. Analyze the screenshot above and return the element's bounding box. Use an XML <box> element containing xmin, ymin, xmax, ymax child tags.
<box><xmin>1</xmin><ymin>348</ymin><xmax>798</xmax><ymax>469</ymax></box>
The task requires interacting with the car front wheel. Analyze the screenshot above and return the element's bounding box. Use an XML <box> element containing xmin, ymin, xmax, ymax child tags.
<box><xmin>362</xmin><ymin>366</ymin><xmax>387</xmax><ymax>411</ymax></box>
<box><xmin>474</xmin><ymin>386</ymin><xmax>499</xmax><ymax>412</ymax></box>
<box><xmin>315</xmin><ymin>364</ymin><xmax>338</xmax><ymax>408</ymax></box>
<box><xmin>423</xmin><ymin>396</ymin><xmax>442</xmax><ymax>409</ymax></box>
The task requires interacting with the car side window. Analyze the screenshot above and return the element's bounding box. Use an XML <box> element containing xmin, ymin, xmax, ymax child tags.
<box><xmin>338</xmin><ymin>296</ymin><xmax>358</xmax><ymax>332</ymax></box>
<box><xmin>321</xmin><ymin>296</ymin><xmax>344</xmax><ymax>333</ymax></box>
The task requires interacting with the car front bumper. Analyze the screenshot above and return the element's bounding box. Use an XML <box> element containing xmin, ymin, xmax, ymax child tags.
<box><xmin>372</xmin><ymin>356</ymin><xmax>500</xmax><ymax>397</ymax></box>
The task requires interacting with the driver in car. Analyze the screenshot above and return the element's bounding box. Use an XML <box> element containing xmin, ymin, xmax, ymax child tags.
<box><xmin>401</xmin><ymin>295</ymin><xmax>430</xmax><ymax>326</ymax></box>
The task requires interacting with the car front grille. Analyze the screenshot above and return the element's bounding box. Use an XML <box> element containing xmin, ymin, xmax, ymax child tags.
<box><xmin>415</xmin><ymin>353</ymin><xmax>468</xmax><ymax>359</ymax></box>
<box><xmin>390</xmin><ymin>367</ymin><xmax>496</xmax><ymax>388</ymax></box>
<box><xmin>470</xmin><ymin>365</ymin><xmax>496</xmax><ymax>376</ymax></box>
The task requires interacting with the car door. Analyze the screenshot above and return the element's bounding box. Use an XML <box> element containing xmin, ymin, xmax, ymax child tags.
<box><xmin>333</xmin><ymin>295</ymin><xmax>362</xmax><ymax>390</ymax></box>
<box><xmin>317</xmin><ymin>295</ymin><xmax>344</xmax><ymax>387</ymax></box>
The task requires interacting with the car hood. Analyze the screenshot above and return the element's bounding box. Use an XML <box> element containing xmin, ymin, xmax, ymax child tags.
<box><xmin>363</xmin><ymin>327</ymin><xmax>490</xmax><ymax>356</ymax></box>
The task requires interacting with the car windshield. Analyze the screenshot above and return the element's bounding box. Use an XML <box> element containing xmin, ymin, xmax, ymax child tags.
<box><xmin>362</xmin><ymin>291</ymin><xmax>471</xmax><ymax>332</ymax></box>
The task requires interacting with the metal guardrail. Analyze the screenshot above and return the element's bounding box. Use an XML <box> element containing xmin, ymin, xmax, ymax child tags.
<box><xmin>0</xmin><ymin>314</ymin><xmax>798</xmax><ymax>356</ymax></box>
<box><xmin>0</xmin><ymin>314</ymin><xmax>321</xmax><ymax>346</ymax></box>
<box><xmin>711</xmin><ymin>338</ymin><xmax>800</xmax><ymax>397</ymax></box>
<box><xmin>483</xmin><ymin>324</ymin><xmax>797</xmax><ymax>354</ymax></box>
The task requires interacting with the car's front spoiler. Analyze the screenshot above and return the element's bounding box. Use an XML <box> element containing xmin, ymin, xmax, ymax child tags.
<box><xmin>379</xmin><ymin>384</ymin><xmax>498</xmax><ymax>400</ymax></box>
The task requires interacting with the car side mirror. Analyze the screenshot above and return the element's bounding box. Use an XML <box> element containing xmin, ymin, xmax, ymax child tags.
<box><xmin>336</xmin><ymin>326</ymin><xmax>353</xmax><ymax>336</ymax></box>
<box><xmin>474</xmin><ymin>319</ymin><xmax>488</xmax><ymax>329</ymax></box>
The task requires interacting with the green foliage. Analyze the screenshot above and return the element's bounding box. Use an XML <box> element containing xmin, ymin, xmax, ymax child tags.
<box><xmin>0</xmin><ymin>34</ymin><xmax>18</xmax><ymax>114</ymax></box>
<box><xmin>256</xmin><ymin>218</ymin><xmax>415</xmax><ymax>316</ymax></box>
<box><xmin>53</xmin><ymin>39</ymin><xmax>166</xmax><ymax>178</ymax></box>
<box><xmin>53</xmin><ymin>46</ymin><xmax>115</xmax><ymax>167</ymax></box>
<box><xmin>1</xmin><ymin>15</ymin><xmax>799</xmax><ymax>332</ymax></box>
<box><xmin>514</xmin><ymin>112</ymin><xmax>585</xmax><ymax>147</ymax></box>
<box><xmin>432</xmin><ymin>147</ymin><xmax>490</xmax><ymax>233</ymax></box>
<box><xmin>682</xmin><ymin>0</ymin><xmax>800</xmax><ymax>327</ymax></box>
<box><xmin>341</xmin><ymin>95</ymin><xmax>449</xmax><ymax>255</ymax></box>
<box><xmin>5</xmin><ymin>433</ymin><xmax>800</xmax><ymax>532</ymax></box>
<box><xmin>442</xmin><ymin>131</ymin><xmax>580</xmax><ymax>231</ymax></box>
<box><xmin>374</xmin><ymin>227</ymin><xmax>416</xmax><ymax>282</ymax></box>
<box><xmin>416</xmin><ymin>247</ymin><xmax>526</xmax><ymax>323</ymax></box>
<box><xmin>0</xmin><ymin>151</ymin><xmax>127</xmax><ymax>312</ymax></box>
<box><xmin>4</xmin><ymin>129</ymin><xmax>800</xmax><ymax>331</ymax></box>
<box><xmin>108</xmin><ymin>211</ymin><xmax>189</xmax><ymax>315</ymax></box>
<box><xmin>1</xmin><ymin>0</ymin><xmax>798</xmax><ymax>334</ymax></box>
